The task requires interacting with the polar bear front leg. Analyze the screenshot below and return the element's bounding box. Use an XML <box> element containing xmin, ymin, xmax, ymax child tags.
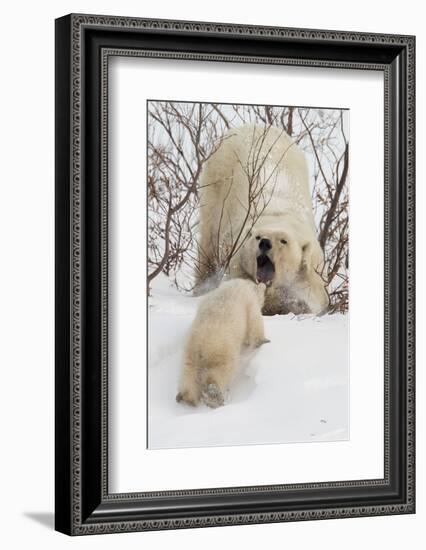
<box><xmin>292</xmin><ymin>270</ymin><xmax>329</xmax><ymax>315</ymax></box>
<box><xmin>246</xmin><ymin>305</ymin><xmax>269</xmax><ymax>348</ymax></box>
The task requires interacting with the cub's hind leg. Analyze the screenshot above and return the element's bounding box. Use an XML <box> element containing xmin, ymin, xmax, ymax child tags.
<box><xmin>176</xmin><ymin>356</ymin><xmax>201</xmax><ymax>406</ymax></box>
<box><xmin>201</xmin><ymin>356</ymin><xmax>238</xmax><ymax>409</ymax></box>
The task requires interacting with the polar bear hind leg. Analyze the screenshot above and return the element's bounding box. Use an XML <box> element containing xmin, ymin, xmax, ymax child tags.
<box><xmin>201</xmin><ymin>355</ymin><xmax>239</xmax><ymax>408</ymax></box>
<box><xmin>177</xmin><ymin>351</ymin><xmax>239</xmax><ymax>408</ymax></box>
<box><xmin>176</xmin><ymin>357</ymin><xmax>201</xmax><ymax>406</ymax></box>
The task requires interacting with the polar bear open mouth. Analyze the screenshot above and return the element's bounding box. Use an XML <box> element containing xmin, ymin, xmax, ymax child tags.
<box><xmin>256</xmin><ymin>254</ymin><xmax>275</xmax><ymax>286</ymax></box>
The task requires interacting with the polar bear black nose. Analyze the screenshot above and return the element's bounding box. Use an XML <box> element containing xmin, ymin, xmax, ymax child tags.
<box><xmin>259</xmin><ymin>238</ymin><xmax>272</xmax><ymax>252</ymax></box>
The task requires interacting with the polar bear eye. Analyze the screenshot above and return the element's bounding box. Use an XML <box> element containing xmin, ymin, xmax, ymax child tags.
<box><xmin>280</xmin><ymin>239</ymin><xmax>287</xmax><ymax>245</ymax></box>
<box><xmin>255</xmin><ymin>236</ymin><xmax>261</xmax><ymax>240</ymax></box>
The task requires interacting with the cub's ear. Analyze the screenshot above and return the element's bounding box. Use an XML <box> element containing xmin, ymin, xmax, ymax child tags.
<box><xmin>301</xmin><ymin>241</ymin><xmax>324</xmax><ymax>273</ymax></box>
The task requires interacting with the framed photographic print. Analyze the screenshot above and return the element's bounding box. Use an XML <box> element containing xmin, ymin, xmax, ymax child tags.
<box><xmin>55</xmin><ymin>14</ymin><xmax>415</xmax><ymax>535</ymax></box>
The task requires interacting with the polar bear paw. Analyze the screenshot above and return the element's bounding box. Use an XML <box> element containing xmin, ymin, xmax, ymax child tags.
<box><xmin>202</xmin><ymin>383</ymin><xmax>225</xmax><ymax>408</ymax></box>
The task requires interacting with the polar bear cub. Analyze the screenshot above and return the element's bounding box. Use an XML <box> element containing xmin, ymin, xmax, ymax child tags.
<box><xmin>176</xmin><ymin>279</ymin><xmax>268</xmax><ymax>408</ymax></box>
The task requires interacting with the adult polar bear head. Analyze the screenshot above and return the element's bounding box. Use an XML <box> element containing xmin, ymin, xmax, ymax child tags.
<box><xmin>195</xmin><ymin>124</ymin><xmax>329</xmax><ymax>315</ymax></box>
<box><xmin>233</xmin><ymin>215</ymin><xmax>328</xmax><ymax>315</ymax></box>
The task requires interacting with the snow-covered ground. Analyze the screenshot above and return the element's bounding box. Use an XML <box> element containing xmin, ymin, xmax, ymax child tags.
<box><xmin>148</xmin><ymin>275</ymin><xmax>349</xmax><ymax>450</ymax></box>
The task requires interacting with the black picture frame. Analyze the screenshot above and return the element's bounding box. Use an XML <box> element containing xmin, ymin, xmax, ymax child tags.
<box><xmin>55</xmin><ymin>13</ymin><xmax>415</xmax><ymax>536</ymax></box>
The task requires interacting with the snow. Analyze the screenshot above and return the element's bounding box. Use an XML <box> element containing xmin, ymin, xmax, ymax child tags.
<box><xmin>148</xmin><ymin>274</ymin><xmax>349</xmax><ymax>450</ymax></box>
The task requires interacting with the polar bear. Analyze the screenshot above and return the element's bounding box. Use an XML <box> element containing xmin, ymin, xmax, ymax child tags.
<box><xmin>195</xmin><ymin>124</ymin><xmax>329</xmax><ymax>315</ymax></box>
<box><xmin>176</xmin><ymin>279</ymin><xmax>268</xmax><ymax>408</ymax></box>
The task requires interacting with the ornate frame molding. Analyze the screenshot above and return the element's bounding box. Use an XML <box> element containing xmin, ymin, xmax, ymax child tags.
<box><xmin>55</xmin><ymin>14</ymin><xmax>415</xmax><ymax>535</ymax></box>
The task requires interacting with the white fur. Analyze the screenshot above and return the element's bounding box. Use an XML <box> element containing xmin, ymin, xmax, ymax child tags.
<box><xmin>196</xmin><ymin>124</ymin><xmax>328</xmax><ymax>315</ymax></box>
<box><xmin>177</xmin><ymin>279</ymin><xmax>267</xmax><ymax>408</ymax></box>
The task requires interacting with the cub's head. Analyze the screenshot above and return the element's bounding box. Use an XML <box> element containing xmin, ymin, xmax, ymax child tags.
<box><xmin>238</xmin><ymin>220</ymin><xmax>324</xmax><ymax>290</ymax></box>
